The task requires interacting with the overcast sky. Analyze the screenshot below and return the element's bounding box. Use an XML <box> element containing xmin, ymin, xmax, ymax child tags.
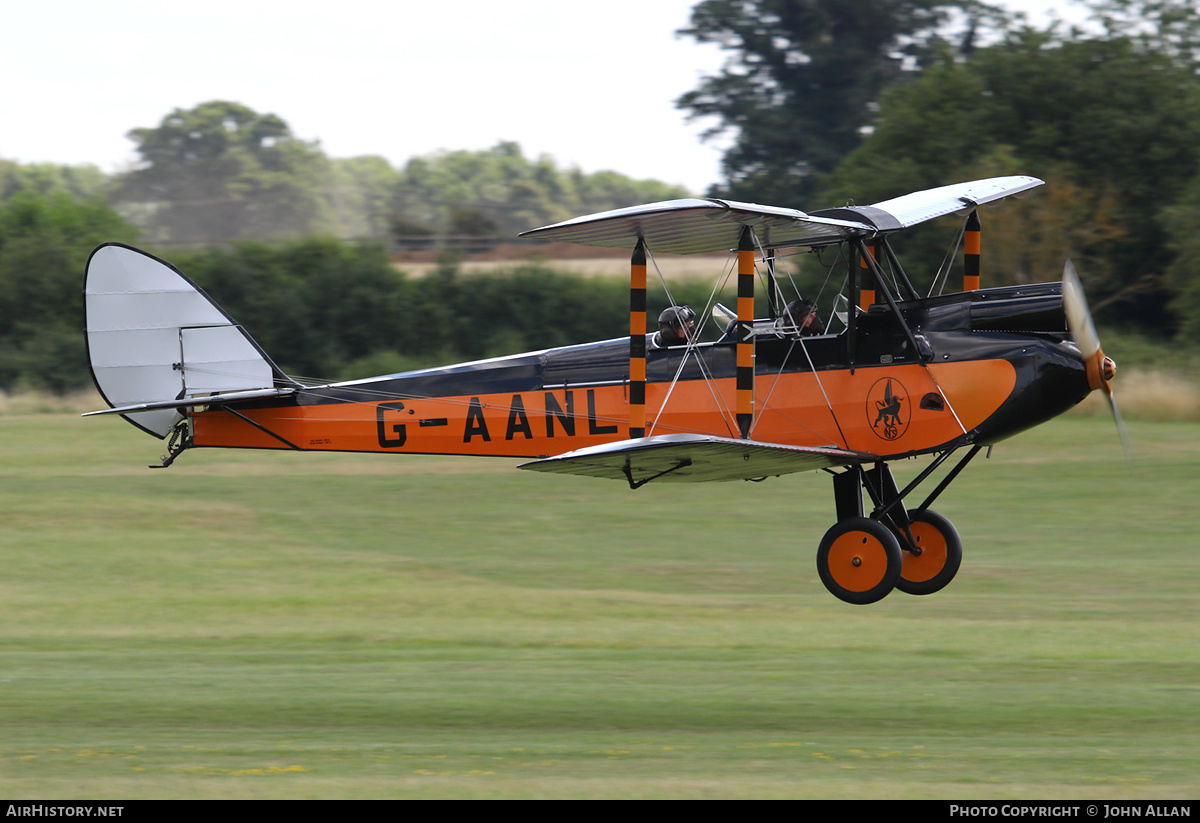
<box><xmin>1</xmin><ymin>0</ymin><xmax>1090</xmax><ymax>194</ymax></box>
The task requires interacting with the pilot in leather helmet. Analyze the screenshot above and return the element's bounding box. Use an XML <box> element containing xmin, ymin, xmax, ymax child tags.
<box><xmin>655</xmin><ymin>305</ymin><xmax>697</xmax><ymax>347</ymax></box>
<box><xmin>783</xmin><ymin>298</ymin><xmax>825</xmax><ymax>337</ymax></box>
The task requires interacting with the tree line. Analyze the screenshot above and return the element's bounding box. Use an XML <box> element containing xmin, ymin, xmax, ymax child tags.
<box><xmin>2</xmin><ymin>109</ymin><xmax>688</xmax><ymax>250</ymax></box>
<box><xmin>165</xmin><ymin>240</ymin><xmax>708</xmax><ymax>383</ymax></box>
<box><xmin>2</xmin><ymin>0</ymin><xmax>1200</xmax><ymax>393</ymax></box>
<box><xmin>0</xmin><ymin>126</ymin><xmax>696</xmax><ymax>393</ymax></box>
<box><xmin>0</xmin><ymin>207</ymin><xmax>726</xmax><ymax>393</ymax></box>
<box><xmin>679</xmin><ymin>0</ymin><xmax>1200</xmax><ymax>332</ymax></box>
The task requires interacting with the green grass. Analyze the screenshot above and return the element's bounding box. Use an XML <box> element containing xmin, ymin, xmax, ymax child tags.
<box><xmin>0</xmin><ymin>412</ymin><xmax>1197</xmax><ymax>798</ymax></box>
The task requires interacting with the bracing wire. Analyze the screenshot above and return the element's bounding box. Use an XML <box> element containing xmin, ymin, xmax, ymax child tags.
<box><xmin>647</xmin><ymin>245</ymin><xmax>739</xmax><ymax>437</ymax></box>
<box><xmin>928</xmin><ymin>216</ymin><xmax>969</xmax><ymax>297</ymax></box>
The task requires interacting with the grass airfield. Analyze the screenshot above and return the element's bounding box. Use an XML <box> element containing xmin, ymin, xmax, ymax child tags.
<box><xmin>0</xmin><ymin>411</ymin><xmax>1196</xmax><ymax>799</ymax></box>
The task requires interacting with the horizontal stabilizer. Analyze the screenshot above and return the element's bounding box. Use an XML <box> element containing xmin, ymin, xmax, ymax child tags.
<box><xmin>517</xmin><ymin>433</ymin><xmax>874</xmax><ymax>486</ymax></box>
<box><xmin>82</xmin><ymin>386</ymin><xmax>300</xmax><ymax>418</ymax></box>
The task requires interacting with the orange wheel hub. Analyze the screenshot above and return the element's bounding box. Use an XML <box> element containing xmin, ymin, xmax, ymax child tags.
<box><xmin>816</xmin><ymin>517</ymin><xmax>903</xmax><ymax>604</ymax></box>
<box><xmin>827</xmin><ymin>531</ymin><xmax>892</xmax><ymax>592</ymax></box>
<box><xmin>900</xmin><ymin>520</ymin><xmax>949</xmax><ymax>583</ymax></box>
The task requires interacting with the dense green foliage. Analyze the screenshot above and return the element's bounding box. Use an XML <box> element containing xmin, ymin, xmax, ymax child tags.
<box><xmin>0</xmin><ymin>192</ymin><xmax>730</xmax><ymax>392</ymax></box>
<box><xmin>680</xmin><ymin>0</ymin><xmax>1200</xmax><ymax>333</ymax></box>
<box><xmin>822</xmin><ymin>23</ymin><xmax>1200</xmax><ymax>325</ymax></box>
<box><xmin>0</xmin><ymin>193</ymin><xmax>137</xmax><ymax>392</ymax></box>
<box><xmin>0</xmin><ymin>159</ymin><xmax>109</xmax><ymax>202</ymax></box>
<box><xmin>1162</xmin><ymin>176</ymin><xmax>1200</xmax><ymax>339</ymax></box>
<box><xmin>101</xmin><ymin>103</ymin><xmax>688</xmax><ymax>248</ymax></box>
<box><xmin>111</xmin><ymin>101</ymin><xmax>334</xmax><ymax>245</ymax></box>
<box><xmin>392</xmin><ymin>141</ymin><xmax>690</xmax><ymax>242</ymax></box>
<box><xmin>172</xmin><ymin>241</ymin><xmax>730</xmax><ymax>382</ymax></box>
<box><xmin>0</xmin><ymin>131</ymin><xmax>698</xmax><ymax>392</ymax></box>
<box><xmin>677</xmin><ymin>0</ymin><xmax>998</xmax><ymax>203</ymax></box>
<box><xmin>2</xmin><ymin>0</ymin><xmax>1200</xmax><ymax>392</ymax></box>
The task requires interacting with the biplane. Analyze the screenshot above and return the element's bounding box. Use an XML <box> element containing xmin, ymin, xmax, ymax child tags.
<box><xmin>83</xmin><ymin>175</ymin><xmax>1123</xmax><ymax>604</ymax></box>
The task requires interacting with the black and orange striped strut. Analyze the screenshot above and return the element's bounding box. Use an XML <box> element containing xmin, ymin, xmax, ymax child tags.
<box><xmin>964</xmin><ymin>210</ymin><xmax>981</xmax><ymax>292</ymax></box>
<box><xmin>736</xmin><ymin>226</ymin><xmax>755</xmax><ymax>439</ymax></box>
<box><xmin>628</xmin><ymin>238</ymin><xmax>647</xmax><ymax>438</ymax></box>
<box><xmin>859</xmin><ymin>241</ymin><xmax>880</xmax><ymax>311</ymax></box>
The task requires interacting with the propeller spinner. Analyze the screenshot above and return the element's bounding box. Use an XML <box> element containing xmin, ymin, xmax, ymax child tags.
<box><xmin>1062</xmin><ymin>261</ymin><xmax>1131</xmax><ymax>458</ymax></box>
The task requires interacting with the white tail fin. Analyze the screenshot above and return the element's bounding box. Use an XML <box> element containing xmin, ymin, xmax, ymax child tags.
<box><xmin>84</xmin><ymin>243</ymin><xmax>293</xmax><ymax>438</ymax></box>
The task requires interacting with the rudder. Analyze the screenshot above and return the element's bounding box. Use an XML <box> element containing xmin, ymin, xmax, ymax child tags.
<box><xmin>84</xmin><ymin>243</ymin><xmax>294</xmax><ymax>438</ymax></box>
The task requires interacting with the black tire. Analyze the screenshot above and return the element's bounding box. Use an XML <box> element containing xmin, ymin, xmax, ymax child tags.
<box><xmin>893</xmin><ymin>509</ymin><xmax>963</xmax><ymax>596</ymax></box>
<box><xmin>816</xmin><ymin>517</ymin><xmax>903</xmax><ymax>605</ymax></box>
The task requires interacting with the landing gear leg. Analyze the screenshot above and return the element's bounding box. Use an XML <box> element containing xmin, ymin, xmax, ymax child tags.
<box><xmin>820</xmin><ymin>460</ymin><xmax>967</xmax><ymax>602</ymax></box>
<box><xmin>816</xmin><ymin>468</ymin><xmax>902</xmax><ymax>604</ymax></box>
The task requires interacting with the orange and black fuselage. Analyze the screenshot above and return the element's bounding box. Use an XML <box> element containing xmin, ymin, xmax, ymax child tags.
<box><xmin>190</xmin><ymin>282</ymin><xmax>1091</xmax><ymax>463</ymax></box>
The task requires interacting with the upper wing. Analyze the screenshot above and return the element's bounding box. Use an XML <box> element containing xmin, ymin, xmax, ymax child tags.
<box><xmin>518</xmin><ymin>198</ymin><xmax>874</xmax><ymax>254</ymax></box>
<box><xmin>518</xmin><ymin>176</ymin><xmax>1044</xmax><ymax>254</ymax></box>
<box><xmin>812</xmin><ymin>175</ymin><xmax>1044</xmax><ymax>231</ymax></box>
<box><xmin>517</xmin><ymin>433</ymin><xmax>874</xmax><ymax>487</ymax></box>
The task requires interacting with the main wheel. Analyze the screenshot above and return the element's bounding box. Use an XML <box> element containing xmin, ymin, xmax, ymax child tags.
<box><xmin>893</xmin><ymin>509</ymin><xmax>962</xmax><ymax>596</ymax></box>
<box><xmin>816</xmin><ymin>517</ymin><xmax>903</xmax><ymax>605</ymax></box>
